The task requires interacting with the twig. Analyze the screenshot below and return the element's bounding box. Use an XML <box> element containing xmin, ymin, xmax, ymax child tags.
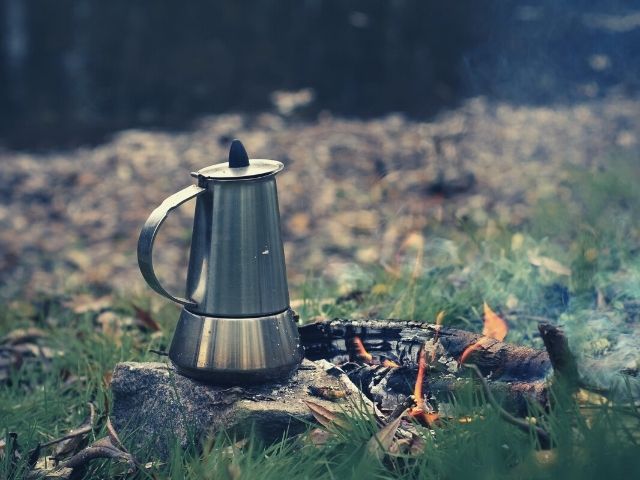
<box><xmin>60</xmin><ymin>437</ymin><xmax>136</xmax><ymax>470</ymax></box>
<box><xmin>149</xmin><ymin>349</ymin><xmax>169</xmax><ymax>357</ymax></box>
<box><xmin>39</xmin><ymin>426</ymin><xmax>93</xmax><ymax>449</ymax></box>
<box><xmin>40</xmin><ymin>403</ymin><xmax>95</xmax><ymax>449</ymax></box>
<box><xmin>464</xmin><ymin>363</ymin><xmax>551</xmax><ymax>449</ymax></box>
<box><xmin>388</xmin><ymin>395</ymin><xmax>416</xmax><ymax>422</ymax></box>
<box><xmin>106</xmin><ymin>417</ymin><xmax>126</xmax><ymax>452</ymax></box>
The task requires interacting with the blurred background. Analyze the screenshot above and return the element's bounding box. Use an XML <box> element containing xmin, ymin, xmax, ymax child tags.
<box><xmin>0</xmin><ymin>0</ymin><xmax>639</xmax><ymax>307</ymax></box>
<box><xmin>2</xmin><ymin>0</ymin><xmax>639</xmax><ymax>147</ymax></box>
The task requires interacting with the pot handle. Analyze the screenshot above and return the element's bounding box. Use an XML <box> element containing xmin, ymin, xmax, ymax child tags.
<box><xmin>137</xmin><ymin>184</ymin><xmax>206</xmax><ymax>307</ymax></box>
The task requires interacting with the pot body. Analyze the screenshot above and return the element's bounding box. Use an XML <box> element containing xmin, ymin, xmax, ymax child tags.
<box><xmin>186</xmin><ymin>175</ymin><xmax>289</xmax><ymax>318</ymax></box>
<box><xmin>169</xmin><ymin>308</ymin><xmax>302</xmax><ymax>384</ymax></box>
<box><xmin>137</xmin><ymin>149</ymin><xmax>301</xmax><ymax>384</ymax></box>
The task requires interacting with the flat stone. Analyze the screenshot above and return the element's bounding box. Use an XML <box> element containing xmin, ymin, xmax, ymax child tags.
<box><xmin>111</xmin><ymin>359</ymin><xmax>360</xmax><ymax>458</ymax></box>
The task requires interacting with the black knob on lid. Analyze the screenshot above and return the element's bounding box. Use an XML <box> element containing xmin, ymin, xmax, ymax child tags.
<box><xmin>229</xmin><ymin>139</ymin><xmax>250</xmax><ymax>168</ymax></box>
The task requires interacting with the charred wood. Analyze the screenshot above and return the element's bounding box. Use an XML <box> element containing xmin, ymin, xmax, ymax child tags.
<box><xmin>300</xmin><ymin>319</ymin><xmax>553</xmax><ymax>417</ymax></box>
<box><xmin>538</xmin><ymin>323</ymin><xmax>579</xmax><ymax>389</ymax></box>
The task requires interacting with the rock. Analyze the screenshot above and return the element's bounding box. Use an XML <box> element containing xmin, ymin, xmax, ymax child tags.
<box><xmin>111</xmin><ymin>359</ymin><xmax>361</xmax><ymax>459</ymax></box>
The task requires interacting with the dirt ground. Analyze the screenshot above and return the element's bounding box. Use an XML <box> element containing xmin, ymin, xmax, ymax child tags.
<box><xmin>1</xmin><ymin>93</ymin><xmax>639</xmax><ymax>302</ymax></box>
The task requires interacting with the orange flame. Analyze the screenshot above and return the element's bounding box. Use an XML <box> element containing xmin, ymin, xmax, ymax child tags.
<box><xmin>382</xmin><ymin>359</ymin><xmax>400</xmax><ymax>368</ymax></box>
<box><xmin>459</xmin><ymin>337</ymin><xmax>490</xmax><ymax>365</ymax></box>
<box><xmin>459</xmin><ymin>302</ymin><xmax>508</xmax><ymax>365</ymax></box>
<box><xmin>414</xmin><ymin>347</ymin><xmax>427</xmax><ymax>401</ymax></box>
<box><xmin>353</xmin><ymin>336</ymin><xmax>373</xmax><ymax>363</ymax></box>
<box><xmin>408</xmin><ymin>346</ymin><xmax>440</xmax><ymax>427</ymax></box>
<box><xmin>481</xmin><ymin>302</ymin><xmax>508</xmax><ymax>341</ymax></box>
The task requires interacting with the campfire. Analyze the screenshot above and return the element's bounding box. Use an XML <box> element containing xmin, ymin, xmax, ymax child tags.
<box><xmin>297</xmin><ymin>302</ymin><xmax>589</xmax><ymax>450</ymax></box>
<box><xmin>311</xmin><ymin>303</ymin><xmax>511</xmax><ymax>429</ymax></box>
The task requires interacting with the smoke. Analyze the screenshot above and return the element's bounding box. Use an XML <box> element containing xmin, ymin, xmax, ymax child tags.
<box><xmin>562</xmin><ymin>309</ymin><xmax>640</xmax><ymax>400</ymax></box>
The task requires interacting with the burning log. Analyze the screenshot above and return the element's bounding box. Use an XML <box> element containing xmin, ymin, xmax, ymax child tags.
<box><xmin>299</xmin><ymin>319</ymin><xmax>552</xmax><ymax>416</ymax></box>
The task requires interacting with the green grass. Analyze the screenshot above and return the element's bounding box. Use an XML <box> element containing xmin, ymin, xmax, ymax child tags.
<box><xmin>2</xmin><ymin>156</ymin><xmax>640</xmax><ymax>478</ymax></box>
<box><xmin>2</xmin><ymin>307</ymin><xmax>639</xmax><ymax>480</ymax></box>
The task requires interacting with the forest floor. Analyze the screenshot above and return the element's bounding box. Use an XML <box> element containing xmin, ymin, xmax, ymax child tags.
<box><xmin>1</xmin><ymin>93</ymin><xmax>639</xmax><ymax>302</ymax></box>
<box><xmin>1</xmin><ymin>93</ymin><xmax>640</xmax><ymax>478</ymax></box>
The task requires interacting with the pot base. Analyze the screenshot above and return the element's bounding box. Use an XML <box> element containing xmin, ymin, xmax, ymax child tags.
<box><xmin>169</xmin><ymin>308</ymin><xmax>303</xmax><ymax>385</ymax></box>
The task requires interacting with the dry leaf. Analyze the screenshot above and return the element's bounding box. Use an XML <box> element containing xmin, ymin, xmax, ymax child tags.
<box><xmin>303</xmin><ymin>400</ymin><xmax>349</xmax><ymax>430</ymax></box>
<box><xmin>28</xmin><ymin>460</ymin><xmax>73</xmax><ymax>480</ymax></box>
<box><xmin>1</xmin><ymin>328</ymin><xmax>47</xmax><ymax>345</ymax></box>
<box><xmin>64</xmin><ymin>295</ymin><xmax>113</xmax><ymax>314</ymax></box>
<box><xmin>366</xmin><ymin>415</ymin><xmax>403</xmax><ymax>461</ymax></box>
<box><xmin>407</xmin><ymin>433</ymin><xmax>427</xmax><ymax>456</ymax></box>
<box><xmin>132</xmin><ymin>304</ymin><xmax>161</xmax><ymax>332</ymax></box>
<box><xmin>527</xmin><ymin>252</ymin><xmax>572</xmax><ymax>276</ymax></box>
<box><xmin>575</xmin><ymin>388</ymin><xmax>609</xmax><ymax>406</ymax></box>
<box><xmin>482</xmin><ymin>302</ymin><xmax>508</xmax><ymax>341</ymax></box>
<box><xmin>96</xmin><ymin>311</ymin><xmax>123</xmax><ymax>344</ymax></box>
<box><xmin>308</xmin><ymin>385</ymin><xmax>348</xmax><ymax>401</ymax></box>
<box><xmin>389</xmin><ymin>433</ymin><xmax>427</xmax><ymax>456</ymax></box>
<box><xmin>102</xmin><ymin>371</ymin><xmax>113</xmax><ymax>389</ymax></box>
<box><xmin>305</xmin><ymin>428</ymin><xmax>333</xmax><ymax>447</ymax></box>
<box><xmin>287</xmin><ymin>212</ymin><xmax>311</xmax><ymax>237</ymax></box>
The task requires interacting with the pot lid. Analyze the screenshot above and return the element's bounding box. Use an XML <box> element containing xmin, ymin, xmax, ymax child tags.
<box><xmin>193</xmin><ymin>139</ymin><xmax>283</xmax><ymax>180</ymax></box>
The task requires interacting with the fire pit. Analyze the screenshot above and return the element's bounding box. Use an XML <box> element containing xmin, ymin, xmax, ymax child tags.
<box><xmin>111</xmin><ymin>303</ymin><xmax>590</xmax><ymax>457</ymax></box>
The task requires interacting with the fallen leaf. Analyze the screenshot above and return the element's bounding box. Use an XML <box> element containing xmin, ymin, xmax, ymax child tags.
<box><xmin>389</xmin><ymin>433</ymin><xmax>427</xmax><ymax>456</ymax></box>
<box><xmin>1</xmin><ymin>328</ymin><xmax>47</xmax><ymax>345</ymax></box>
<box><xmin>64</xmin><ymin>295</ymin><xmax>113</xmax><ymax>314</ymax></box>
<box><xmin>303</xmin><ymin>400</ymin><xmax>349</xmax><ymax>430</ymax></box>
<box><xmin>29</xmin><ymin>459</ymin><xmax>73</xmax><ymax>479</ymax></box>
<box><xmin>528</xmin><ymin>252</ymin><xmax>572</xmax><ymax>276</ymax></box>
<box><xmin>366</xmin><ymin>415</ymin><xmax>403</xmax><ymax>461</ymax></box>
<box><xmin>102</xmin><ymin>371</ymin><xmax>113</xmax><ymax>389</ymax></box>
<box><xmin>408</xmin><ymin>434</ymin><xmax>427</xmax><ymax>455</ymax></box>
<box><xmin>305</xmin><ymin>428</ymin><xmax>334</xmax><ymax>447</ymax></box>
<box><xmin>308</xmin><ymin>385</ymin><xmax>348</xmax><ymax>401</ymax></box>
<box><xmin>96</xmin><ymin>311</ymin><xmax>123</xmax><ymax>344</ymax></box>
<box><xmin>132</xmin><ymin>304</ymin><xmax>161</xmax><ymax>332</ymax></box>
<box><xmin>371</xmin><ymin>283</ymin><xmax>391</xmax><ymax>296</ymax></box>
<box><xmin>287</xmin><ymin>212</ymin><xmax>311</xmax><ymax>237</ymax></box>
<box><xmin>575</xmin><ymin>388</ymin><xmax>609</xmax><ymax>406</ymax></box>
<box><xmin>482</xmin><ymin>302</ymin><xmax>508</xmax><ymax>341</ymax></box>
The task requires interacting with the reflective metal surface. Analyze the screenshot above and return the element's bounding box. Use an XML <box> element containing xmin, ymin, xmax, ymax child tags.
<box><xmin>195</xmin><ymin>159</ymin><xmax>284</xmax><ymax>180</ymax></box>
<box><xmin>137</xmin><ymin>184</ymin><xmax>205</xmax><ymax>307</ymax></box>
<box><xmin>185</xmin><ymin>174</ymin><xmax>289</xmax><ymax>317</ymax></box>
<box><xmin>169</xmin><ymin>308</ymin><xmax>303</xmax><ymax>384</ymax></box>
<box><xmin>137</xmin><ymin>140</ymin><xmax>301</xmax><ymax>383</ymax></box>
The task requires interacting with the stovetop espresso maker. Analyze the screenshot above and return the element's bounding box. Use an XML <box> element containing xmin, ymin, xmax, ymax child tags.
<box><xmin>137</xmin><ymin>140</ymin><xmax>302</xmax><ymax>383</ymax></box>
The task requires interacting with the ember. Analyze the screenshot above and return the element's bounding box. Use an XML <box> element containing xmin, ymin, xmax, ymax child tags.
<box><xmin>459</xmin><ymin>302</ymin><xmax>508</xmax><ymax>365</ymax></box>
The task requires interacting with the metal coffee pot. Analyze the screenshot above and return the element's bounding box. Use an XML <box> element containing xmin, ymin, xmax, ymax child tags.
<box><xmin>137</xmin><ymin>140</ymin><xmax>302</xmax><ymax>384</ymax></box>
